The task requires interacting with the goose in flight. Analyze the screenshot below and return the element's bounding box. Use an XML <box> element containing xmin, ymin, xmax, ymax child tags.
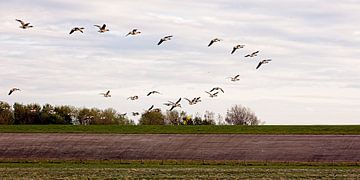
<box><xmin>184</xmin><ymin>97</ymin><xmax>201</xmax><ymax>105</ymax></box>
<box><xmin>99</xmin><ymin>90</ymin><xmax>111</xmax><ymax>97</ymax></box>
<box><xmin>15</xmin><ymin>19</ymin><xmax>33</xmax><ymax>29</ymax></box>
<box><xmin>205</xmin><ymin>91</ymin><xmax>219</xmax><ymax>98</ymax></box>
<box><xmin>158</xmin><ymin>35</ymin><xmax>173</xmax><ymax>45</ymax></box>
<box><xmin>210</xmin><ymin>87</ymin><xmax>224</xmax><ymax>93</ymax></box>
<box><xmin>227</xmin><ymin>75</ymin><xmax>240</xmax><ymax>82</ymax></box>
<box><xmin>127</xmin><ymin>95</ymin><xmax>139</xmax><ymax>100</ymax></box>
<box><xmin>147</xmin><ymin>91</ymin><xmax>161</xmax><ymax>96</ymax></box>
<box><xmin>256</xmin><ymin>59</ymin><xmax>272</xmax><ymax>69</ymax></box>
<box><xmin>208</xmin><ymin>38</ymin><xmax>221</xmax><ymax>47</ymax></box>
<box><xmin>126</xmin><ymin>29</ymin><xmax>141</xmax><ymax>36</ymax></box>
<box><xmin>166</xmin><ymin>98</ymin><xmax>181</xmax><ymax>111</ymax></box>
<box><xmin>132</xmin><ymin>112</ymin><xmax>140</xmax><ymax>116</ymax></box>
<box><xmin>69</xmin><ymin>27</ymin><xmax>85</xmax><ymax>34</ymax></box>
<box><xmin>231</xmin><ymin>44</ymin><xmax>245</xmax><ymax>54</ymax></box>
<box><xmin>245</xmin><ymin>51</ymin><xmax>260</xmax><ymax>58</ymax></box>
<box><xmin>94</xmin><ymin>24</ymin><xmax>109</xmax><ymax>33</ymax></box>
<box><xmin>8</xmin><ymin>88</ymin><xmax>20</xmax><ymax>95</ymax></box>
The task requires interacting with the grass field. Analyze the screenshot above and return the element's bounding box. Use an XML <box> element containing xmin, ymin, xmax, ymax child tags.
<box><xmin>0</xmin><ymin>125</ymin><xmax>359</xmax><ymax>134</ymax></box>
<box><xmin>0</xmin><ymin>161</ymin><xmax>359</xmax><ymax>179</ymax></box>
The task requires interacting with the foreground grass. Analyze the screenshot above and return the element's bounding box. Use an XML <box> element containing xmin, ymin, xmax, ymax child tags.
<box><xmin>0</xmin><ymin>125</ymin><xmax>360</xmax><ymax>134</ymax></box>
<box><xmin>0</xmin><ymin>161</ymin><xmax>359</xmax><ymax>179</ymax></box>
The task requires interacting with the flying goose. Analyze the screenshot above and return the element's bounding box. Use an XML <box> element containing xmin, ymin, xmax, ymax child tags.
<box><xmin>127</xmin><ymin>95</ymin><xmax>139</xmax><ymax>100</ymax></box>
<box><xmin>227</xmin><ymin>74</ymin><xmax>240</xmax><ymax>82</ymax></box>
<box><xmin>15</xmin><ymin>19</ymin><xmax>33</xmax><ymax>29</ymax></box>
<box><xmin>69</xmin><ymin>27</ymin><xmax>85</xmax><ymax>34</ymax></box>
<box><xmin>126</xmin><ymin>29</ymin><xmax>141</xmax><ymax>36</ymax></box>
<box><xmin>208</xmin><ymin>38</ymin><xmax>221</xmax><ymax>47</ymax></box>
<box><xmin>99</xmin><ymin>90</ymin><xmax>111</xmax><ymax>97</ymax></box>
<box><xmin>184</xmin><ymin>97</ymin><xmax>201</xmax><ymax>105</ymax></box>
<box><xmin>245</xmin><ymin>51</ymin><xmax>260</xmax><ymax>58</ymax></box>
<box><xmin>94</xmin><ymin>24</ymin><xmax>109</xmax><ymax>33</ymax></box>
<box><xmin>210</xmin><ymin>87</ymin><xmax>224</xmax><ymax>93</ymax></box>
<box><xmin>8</xmin><ymin>88</ymin><xmax>20</xmax><ymax>95</ymax></box>
<box><xmin>205</xmin><ymin>91</ymin><xmax>219</xmax><ymax>98</ymax></box>
<box><xmin>147</xmin><ymin>91</ymin><xmax>161</xmax><ymax>96</ymax></box>
<box><xmin>184</xmin><ymin>98</ymin><xmax>194</xmax><ymax>105</ymax></box>
<box><xmin>158</xmin><ymin>35</ymin><xmax>173</xmax><ymax>45</ymax></box>
<box><xmin>166</xmin><ymin>98</ymin><xmax>181</xmax><ymax>111</ymax></box>
<box><xmin>132</xmin><ymin>112</ymin><xmax>140</xmax><ymax>116</ymax></box>
<box><xmin>231</xmin><ymin>44</ymin><xmax>245</xmax><ymax>54</ymax></box>
<box><xmin>256</xmin><ymin>59</ymin><xmax>272</xmax><ymax>69</ymax></box>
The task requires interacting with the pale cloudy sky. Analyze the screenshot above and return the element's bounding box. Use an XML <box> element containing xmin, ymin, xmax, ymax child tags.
<box><xmin>0</xmin><ymin>0</ymin><xmax>359</xmax><ymax>124</ymax></box>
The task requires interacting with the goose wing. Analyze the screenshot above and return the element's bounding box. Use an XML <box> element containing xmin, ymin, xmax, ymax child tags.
<box><xmin>16</xmin><ymin>19</ymin><xmax>25</xmax><ymax>26</ymax></box>
<box><xmin>256</xmin><ymin>62</ymin><xmax>263</xmax><ymax>69</ymax></box>
<box><xmin>231</xmin><ymin>47</ymin><xmax>237</xmax><ymax>54</ymax></box>
<box><xmin>208</xmin><ymin>40</ymin><xmax>214</xmax><ymax>47</ymax></box>
<box><xmin>157</xmin><ymin>38</ymin><xmax>164</xmax><ymax>45</ymax></box>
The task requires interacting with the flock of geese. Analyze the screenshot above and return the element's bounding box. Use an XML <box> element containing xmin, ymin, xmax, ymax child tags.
<box><xmin>6</xmin><ymin>19</ymin><xmax>273</xmax><ymax>118</ymax></box>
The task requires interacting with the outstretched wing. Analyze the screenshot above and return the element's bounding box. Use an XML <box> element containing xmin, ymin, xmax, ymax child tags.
<box><xmin>69</xmin><ymin>28</ymin><xmax>75</xmax><ymax>34</ymax></box>
<box><xmin>208</xmin><ymin>40</ymin><xmax>214</xmax><ymax>47</ymax></box>
<box><xmin>169</xmin><ymin>105</ymin><xmax>176</xmax><ymax>111</ymax></box>
<box><xmin>175</xmin><ymin>98</ymin><xmax>181</xmax><ymax>104</ymax></box>
<box><xmin>94</xmin><ymin>25</ymin><xmax>101</xmax><ymax>29</ymax></box>
<box><xmin>157</xmin><ymin>39</ymin><xmax>164</xmax><ymax>45</ymax></box>
<box><xmin>184</xmin><ymin>98</ymin><xmax>192</xmax><ymax>103</ymax></box>
<box><xmin>16</xmin><ymin>19</ymin><xmax>25</xmax><ymax>26</ymax></box>
<box><xmin>231</xmin><ymin>47</ymin><xmax>237</xmax><ymax>54</ymax></box>
<box><xmin>8</xmin><ymin>90</ymin><xmax>13</xmax><ymax>95</ymax></box>
<box><xmin>256</xmin><ymin>62</ymin><xmax>263</xmax><ymax>69</ymax></box>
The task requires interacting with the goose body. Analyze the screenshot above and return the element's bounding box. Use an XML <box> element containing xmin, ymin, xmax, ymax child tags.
<box><xmin>158</xmin><ymin>35</ymin><xmax>173</xmax><ymax>45</ymax></box>
<box><xmin>245</xmin><ymin>51</ymin><xmax>260</xmax><ymax>58</ymax></box>
<box><xmin>16</xmin><ymin>19</ymin><xmax>33</xmax><ymax>29</ymax></box>
<box><xmin>227</xmin><ymin>75</ymin><xmax>240</xmax><ymax>82</ymax></box>
<box><xmin>127</xmin><ymin>96</ymin><xmax>139</xmax><ymax>100</ymax></box>
<box><xmin>205</xmin><ymin>91</ymin><xmax>219</xmax><ymax>98</ymax></box>
<box><xmin>231</xmin><ymin>44</ymin><xmax>245</xmax><ymax>54</ymax></box>
<box><xmin>210</xmin><ymin>87</ymin><xmax>224</xmax><ymax>93</ymax></box>
<box><xmin>256</xmin><ymin>59</ymin><xmax>272</xmax><ymax>69</ymax></box>
<box><xmin>94</xmin><ymin>24</ymin><xmax>109</xmax><ymax>33</ymax></box>
<box><xmin>126</xmin><ymin>29</ymin><xmax>141</xmax><ymax>36</ymax></box>
<box><xmin>70</xmin><ymin>27</ymin><xmax>85</xmax><ymax>34</ymax></box>
<box><xmin>147</xmin><ymin>91</ymin><xmax>161</xmax><ymax>96</ymax></box>
<box><xmin>208</xmin><ymin>38</ymin><xmax>221</xmax><ymax>47</ymax></box>
<box><xmin>99</xmin><ymin>90</ymin><xmax>111</xmax><ymax>97</ymax></box>
<box><xmin>8</xmin><ymin>88</ymin><xmax>20</xmax><ymax>95</ymax></box>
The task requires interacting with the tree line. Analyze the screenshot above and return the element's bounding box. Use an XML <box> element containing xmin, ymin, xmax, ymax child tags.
<box><xmin>0</xmin><ymin>101</ymin><xmax>262</xmax><ymax>125</ymax></box>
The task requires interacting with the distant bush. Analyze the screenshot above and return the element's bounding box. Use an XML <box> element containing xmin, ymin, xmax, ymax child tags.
<box><xmin>139</xmin><ymin>111</ymin><xmax>165</xmax><ymax>125</ymax></box>
<box><xmin>225</xmin><ymin>105</ymin><xmax>261</xmax><ymax>125</ymax></box>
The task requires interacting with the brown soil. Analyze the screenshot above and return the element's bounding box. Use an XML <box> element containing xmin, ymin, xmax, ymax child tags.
<box><xmin>0</xmin><ymin>134</ymin><xmax>359</xmax><ymax>162</ymax></box>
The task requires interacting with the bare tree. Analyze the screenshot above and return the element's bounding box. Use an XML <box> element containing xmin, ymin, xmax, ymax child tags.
<box><xmin>225</xmin><ymin>105</ymin><xmax>261</xmax><ymax>125</ymax></box>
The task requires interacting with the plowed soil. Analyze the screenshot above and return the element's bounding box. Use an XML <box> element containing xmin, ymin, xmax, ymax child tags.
<box><xmin>0</xmin><ymin>134</ymin><xmax>359</xmax><ymax>162</ymax></box>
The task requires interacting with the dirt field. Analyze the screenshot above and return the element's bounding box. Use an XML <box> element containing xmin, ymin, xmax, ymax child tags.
<box><xmin>0</xmin><ymin>134</ymin><xmax>359</xmax><ymax>162</ymax></box>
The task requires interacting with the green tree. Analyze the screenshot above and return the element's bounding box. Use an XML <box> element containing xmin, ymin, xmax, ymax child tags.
<box><xmin>0</xmin><ymin>101</ymin><xmax>13</xmax><ymax>124</ymax></box>
<box><xmin>139</xmin><ymin>111</ymin><xmax>165</xmax><ymax>125</ymax></box>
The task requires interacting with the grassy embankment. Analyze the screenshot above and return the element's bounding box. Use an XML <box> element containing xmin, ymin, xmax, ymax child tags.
<box><xmin>0</xmin><ymin>125</ymin><xmax>359</xmax><ymax>134</ymax></box>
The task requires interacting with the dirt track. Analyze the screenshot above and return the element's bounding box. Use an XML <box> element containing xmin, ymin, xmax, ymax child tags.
<box><xmin>0</xmin><ymin>134</ymin><xmax>359</xmax><ymax>162</ymax></box>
